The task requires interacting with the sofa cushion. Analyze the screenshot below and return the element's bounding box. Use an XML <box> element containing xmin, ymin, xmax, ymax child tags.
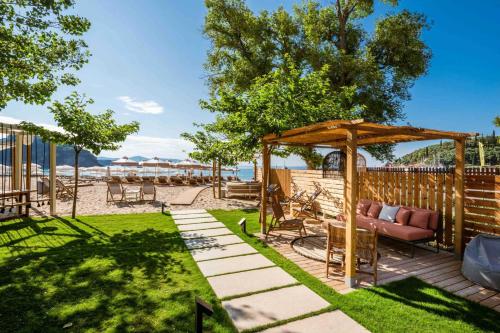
<box><xmin>356</xmin><ymin>216</ymin><xmax>434</xmax><ymax>241</ymax></box>
<box><xmin>396</xmin><ymin>207</ymin><xmax>412</xmax><ymax>225</ymax></box>
<box><xmin>356</xmin><ymin>199</ymin><xmax>372</xmax><ymax>216</ymax></box>
<box><xmin>378</xmin><ymin>203</ymin><xmax>400</xmax><ymax>223</ymax></box>
<box><xmin>408</xmin><ymin>210</ymin><xmax>431</xmax><ymax>229</ymax></box>
<box><xmin>367</xmin><ymin>202</ymin><xmax>382</xmax><ymax>218</ymax></box>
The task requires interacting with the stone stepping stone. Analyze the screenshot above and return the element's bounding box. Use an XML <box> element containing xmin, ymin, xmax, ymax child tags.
<box><xmin>222</xmin><ymin>285</ymin><xmax>329</xmax><ymax>332</ymax></box>
<box><xmin>171</xmin><ymin>209</ymin><xmax>207</xmax><ymax>215</ymax></box>
<box><xmin>177</xmin><ymin>222</ymin><xmax>226</xmax><ymax>232</ymax></box>
<box><xmin>180</xmin><ymin>228</ymin><xmax>233</xmax><ymax>240</ymax></box>
<box><xmin>190</xmin><ymin>243</ymin><xmax>257</xmax><ymax>262</ymax></box>
<box><xmin>174</xmin><ymin>217</ymin><xmax>218</xmax><ymax>225</ymax></box>
<box><xmin>259</xmin><ymin>310</ymin><xmax>369</xmax><ymax>333</ymax></box>
<box><xmin>197</xmin><ymin>253</ymin><xmax>275</xmax><ymax>277</ymax></box>
<box><xmin>208</xmin><ymin>267</ymin><xmax>297</xmax><ymax>299</ymax></box>
<box><xmin>174</xmin><ymin>213</ymin><xmax>212</xmax><ymax>220</ymax></box>
<box><xmin>184</xmin><ymin>234</ymin><xmax>243</xmax><ymax>250</ymax></box>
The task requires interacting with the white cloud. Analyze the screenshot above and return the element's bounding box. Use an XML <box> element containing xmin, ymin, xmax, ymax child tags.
<box><xmin>117</xmin><ymin>96</ymin><xmax>164</xmax><ymax>114</ymax></box>
<box><xmin>100</xmin><ymin>135</ymin><xmax>194</xmax><ymax>159</ymax></box>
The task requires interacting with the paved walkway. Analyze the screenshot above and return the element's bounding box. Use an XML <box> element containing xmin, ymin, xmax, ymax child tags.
<box><xmin>170</xmin><ymin>186</ymin><xmax>209</xmax><ymax>205</ymax></box>
<box><xmin>171</xmin><ymin>209</ymin><xmax>369</xmax><ymax>332</ymax></box>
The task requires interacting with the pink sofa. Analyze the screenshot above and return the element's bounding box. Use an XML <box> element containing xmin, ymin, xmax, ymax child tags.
<box><xmin>339</xmin><ymin>199</ymin><xmax>441</xmax><ymax>257</ymax></box>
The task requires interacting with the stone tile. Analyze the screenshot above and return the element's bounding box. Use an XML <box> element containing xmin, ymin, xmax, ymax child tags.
<box><xmin>177</xmin><ymin>222</ymin><xmax>226</xmax><ymax>231</ymax></box>
<box><xmin>222</xmin><ymin>285</ymin><xmax>329</xmax><ymax>332</ymax></box>
<box><xmin>259</xmin><ymin>310</ymin><xmax>369</xmax><ymax>333</ymax></box>
<box><xmin>180</xmin><ymin>228</ymin><xmax>233</xmax><ymax>239</ymax></box>
<box><xmin>185</xmin><ymin>234</ymin><xmax>243</xmax><ymax>250</ymax></box>
<box><xmin>174</xmin><ymin>216</ymin><xmax>217</xmax><ymax>225</ymax></box>
<box><xmin>198</xmin><ymin>253</ymin><xmax>275</xmax><ymax>277</ymax></box>
<box><xmin>173</xmin><ymin>213</ymin><xmax>212</xmax><ymax>220</ymax></box>
<box><xmin>190</xmin><ymin>243</ymin><xmax>257</xmax><ymax>262</ymax></box>
<box><xmin>170</xmin><ymin>209</ymin><xmax>207</xmax><ymax>215</ymax></box>
<box><xmin>208</xmin><ymin>267</ymin><xmax>296</xmax><ymax>298</ymax></box>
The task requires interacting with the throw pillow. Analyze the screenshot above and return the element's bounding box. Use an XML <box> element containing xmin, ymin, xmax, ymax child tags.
<box><xmin>396</xmin><ymin>208</ymin><xmax>412</xmax><ymax>225</ymax></box>
<box><xmin>408</xmin><ymin>210</ymin><xmax>431</xmax><ymax>229</ymax></box>
<box><xmin>356</xmin><ymin>199</ymin><xmax>372</xmax><ymax>216</ymax></box>
<box><xmin>367</xmin><ymin>202</ymin><xmax>382</xmax><ymax>218</ymax></box>
<box><xmin>378</xmin><ymin>203</ymin><xmax>400</xmax><ymax>223</ymax></box>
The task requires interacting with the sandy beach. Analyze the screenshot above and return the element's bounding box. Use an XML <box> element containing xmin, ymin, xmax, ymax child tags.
<box><xmin>30</xmin><ymin>182</ymin><xmax>258</xmax><ymax>217</ymax></box>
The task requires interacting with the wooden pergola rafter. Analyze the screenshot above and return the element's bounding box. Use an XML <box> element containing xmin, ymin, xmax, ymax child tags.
<box><xmin>260</xmin><ymin>119</ymin><xmax>476</xmax><ymax>288</ymax></box>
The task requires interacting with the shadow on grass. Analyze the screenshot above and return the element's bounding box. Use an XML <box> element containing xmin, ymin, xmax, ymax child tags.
<box><xmin>0</xmin><ymin>215</ymin><xmax>232</xmax><ymax>333</ymax></box>
<box><xmin>364</xmin><ymin>277</ymin><xmax>499</xmax><ymax>332</ymax></box>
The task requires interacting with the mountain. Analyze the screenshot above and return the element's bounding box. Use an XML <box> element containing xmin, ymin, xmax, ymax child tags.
<box><xmin>394</xmin><ymin>133</ymin><xmax>500</xmax><ymax>167</ymax></box>
<box><xmin>0</xmin><ymin>136</ymin><xmax>100</xmax><ymax>167</ymax></box>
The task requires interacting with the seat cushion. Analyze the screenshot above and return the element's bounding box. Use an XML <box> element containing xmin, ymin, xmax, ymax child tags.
<box><xmin>356</xmin><ymin>216</ymin><xmax>434</xmax><ymax>241</ymax></box>
<box><xmin>396</xmin><ymin>207</ymin><xmax>412</xmax><ymax>225</ymax></box>
<box><xmin>408</xmin><ymin>210</ymin><xmax>431</xmax><ymax>229</ymax></box>
<box><xmin>356</xmin><ymin>199</ymin><xmax>372</xmax><ymax>216</ymax></box>
<box><xmin>367</xmin><ymin>201</ymin><xmax>382</xmax><ymax>218</ymax></box>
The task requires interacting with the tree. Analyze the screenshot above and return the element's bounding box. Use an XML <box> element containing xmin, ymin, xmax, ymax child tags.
<box><xmin>494</xmin><ymin>116</ymin><xmax>500</xmax><ymax>127</ymax></box>
<box><xmin>0</xmin><ymin>0</ymin><xmax>90</xmax><ymax>109</ymax></box>
<box><xmin>181</xmin><ymin>129</ymin><xmax>251</xmax><ymax>197</ymax></box>
<box><xmin>200</xmin><ymin>0</ymin><xmax>431</xmax><ymax>166</ymax></box>
<box><xmin>21</xmin><ymin>92</ymin><xmax>139</xmax><ymax>218</ymax></box>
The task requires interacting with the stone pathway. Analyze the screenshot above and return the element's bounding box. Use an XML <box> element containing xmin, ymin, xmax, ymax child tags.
<box><xmin>171</xmin><ymin>209</ymin><xmax>369</xmax><ymax>332</ymax></box>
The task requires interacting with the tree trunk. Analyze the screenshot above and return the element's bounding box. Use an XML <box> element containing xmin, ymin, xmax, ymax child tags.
<box><xmin>212</xmin><ymin>159</ymin><xmax>216</xmax><ymax>198</ymax></box>
<box><xmin>217</xmin><ymin>159</ymin><xmax>222</xmax><ymax>199</ymax></box>
<box><xmin>71</xmin><ymin>148</ymin><xmax>81</xmax><ymax>219</ymax></box>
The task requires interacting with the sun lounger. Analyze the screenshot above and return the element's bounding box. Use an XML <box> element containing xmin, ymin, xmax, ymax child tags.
<box><xmin>106</xmin><ymin>181</ymin><xmax>125</xmax><ymax>203</ymax></box>
<box><xmin>141</xmin><ymin>180</ymin><xmax>157</xmax><ymax>202</ymax></box>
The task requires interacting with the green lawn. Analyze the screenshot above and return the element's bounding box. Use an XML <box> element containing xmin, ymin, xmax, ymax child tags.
<box><xmin>0</xmin><ymin>213</ymin><xmax>235</xmax><ymax>333</ymax></box>
<box><xmin>210</xmin><ymin>209</ymin><xmax>500</xmax><ymax>333</ymax></box>
<box><xmin>1</xmin><ymin>210</ymin><xmax>499</xmax><ymax>333</ymax></box>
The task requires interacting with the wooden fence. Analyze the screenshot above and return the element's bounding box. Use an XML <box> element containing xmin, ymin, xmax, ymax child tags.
<box><xmin>358</xmin><ymin>168</ymin><xmax>454</xmax><ymax>245</ymax></box>
<box><xmin>261</xmin><ymin>166</ymin><xmax>500</xmax><ymax>249</ymax></box>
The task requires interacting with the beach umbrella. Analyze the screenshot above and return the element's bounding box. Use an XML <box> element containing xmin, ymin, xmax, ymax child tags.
<box><xmin>175</xmin><ymin>159</ymin><xmax>203</xmax><ymax>170</ymax></box>
<box><xmin>111</xmin><ymin>156</ymin><xmax>138</xmax><ymax>167</ymax></box>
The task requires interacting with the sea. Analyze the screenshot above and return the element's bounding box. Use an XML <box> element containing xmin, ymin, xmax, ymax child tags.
<box><xmin>56</xmin><ymin>165</ymin><xmax>307</xmax><ymax>181</ymax></box>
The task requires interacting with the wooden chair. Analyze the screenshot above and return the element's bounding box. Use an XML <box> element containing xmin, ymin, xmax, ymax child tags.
<box><xmin>292</xmin><ymin>188</ymin><xmax>322</xmax><ymax>219</ymax></box>
<box><xmin>325</xmin><ymin>223</ymin><xmax>379</xmax><ymax>285</ymax></box>
<box><xmin>56</xmin><ymin>178</ymin><xmax>75</xmax><ymax>199</ymax></box>
<box><xmin>141</xmin><ymin>180</ymin><xmax>157</xmax><ymax>202</ymax></box>
<box><xmin>266</xmin><ymin>194</ymin><xmax>307</xmax><ymax>242</ymax></box>
<box><xmin>106</xmin><ymin>181</ymin><xmax>125</xmax><ymax>203</ymax></box>
<box><xmin>356</xmin><ymin>228</ymin><xmax>379</xmax><ymax>285</ymax></box>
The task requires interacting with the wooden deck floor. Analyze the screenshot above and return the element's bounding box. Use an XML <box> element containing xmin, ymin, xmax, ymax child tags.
<box><xmin>260</xmin><ymin>221</ymin><xmax>500</xmax><ymax>312</ymax></box>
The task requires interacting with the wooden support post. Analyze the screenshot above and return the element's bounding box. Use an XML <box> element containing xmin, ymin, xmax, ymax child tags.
<box><xmin>49</xmin><ymin>142</ymin><xmax>57</xmax><ymax>216</ymax></box>
<box><xmin>25</xmin><ymin>137</ymin><xmax>32</xmax><ymax>216</ymax></box>
<box><xmin>212</xmin><ymin>160</ymin><xmax>216</xmax><ymax>198</ymax></box>
<box><xmin>260</xmin><ymin>144</ymin><xmax>270</xmax><ymax>234</ymax></box>
<box><xmin>14</xmin><ymin>133</ymin><xmax>23</xmax><ymax>191</ymax></box>
<box><xmin>217</xmin><ymin>159</ymin><xmax>222</xmax><ymax>199</ymax></box>
<box><xmin>345</xmin><ymin>128</ymin><xmax>358</xmax><ymax>288</ymax></box>
<box><xmin>341</xmin><ymin>147</ymin><xmax>347</xmax><ymax>213</ymax></box>
<box><xmin>454</xmin><ymin>138</ymin><xmax>465</xmax><ymax>258</ymax></box>
<box><xmin>253</xmin><ymin>159</ymin><xmax>258</xmax><ymax>181</ymax></box>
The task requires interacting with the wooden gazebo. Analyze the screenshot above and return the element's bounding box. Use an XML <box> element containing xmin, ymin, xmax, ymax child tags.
<box><xmin>260</xmin><ymin>119</ymin><xmax>475</xmax><ymax>287</ymax></box>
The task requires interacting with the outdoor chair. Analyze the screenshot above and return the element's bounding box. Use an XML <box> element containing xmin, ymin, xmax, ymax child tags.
<box><xmin>56</xmin><ymin>178</ymin><xmax>75</xmax><ymax>199</ymax></box>
<box><xmin>157</xmin><ymin>176</ymin><xmax>170</xmax><ymax>185</ymax></box>
<box><xmin>291</xmin><ymin>188</ymin><xmax>322</xmax><ymax>219</ymax></box>
<box><xmin>106</xmin><ymin>181</ymin><xmax>125</xmax><ymax>203</ymax></box>
<box><xmin>266</xmin><ymin>194</ymin><xmax>306</xmax><ymax>242</ymax></box>
<box><xmin>111</xmin><ymin>176</ymin><xmax>122</xmax><ymax>183</ymax></box>
<box><xmin>170</xmin><ymin>176</ymin><xmax>184</xmax><ymax>186</ymax></box>
<box><xmin>325</xmin><ymin>223</ymin><xmax>379</xmax><ymax>284</ymax></box>
<box><xmin>141</xmin><ymin>180</ymin><xmax>157</xmax><ymax>202</ymax></box>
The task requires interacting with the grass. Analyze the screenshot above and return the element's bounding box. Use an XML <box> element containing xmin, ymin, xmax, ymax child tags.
<box><xmin>0</xmin><ymin>213</ymin><xmax>235</xmax><ymax>333</ymax></box>
<box><xmin>210</xmin><ymin>209</ymin><xmax>500</xmax><ymax>333</ymax></box>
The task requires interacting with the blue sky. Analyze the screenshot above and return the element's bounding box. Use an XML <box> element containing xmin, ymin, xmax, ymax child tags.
<box><xmin>2</xmin><ymin>0</ymin><xmax>499</xmax><ymax>167</ymax></box>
